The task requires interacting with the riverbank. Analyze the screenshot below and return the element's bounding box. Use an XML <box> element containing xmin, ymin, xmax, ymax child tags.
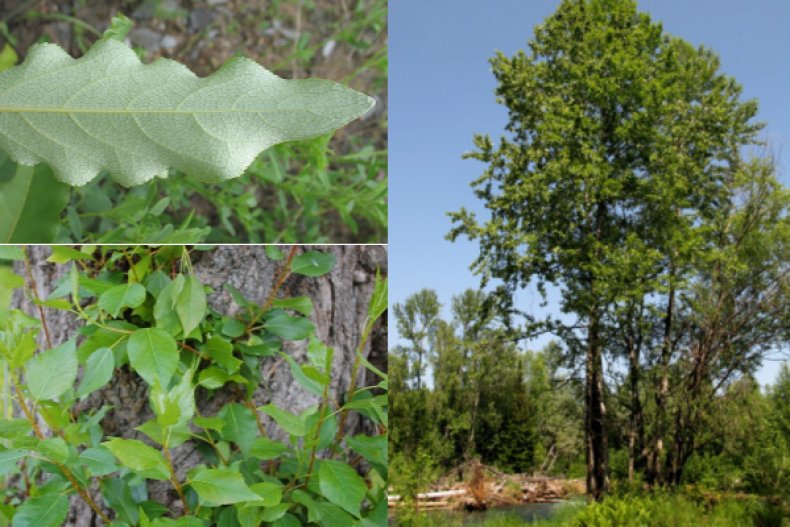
<box><xmin>389</xmin><ymin>462</ymin><xmax>585</xmax><ymax>513</ymax></box>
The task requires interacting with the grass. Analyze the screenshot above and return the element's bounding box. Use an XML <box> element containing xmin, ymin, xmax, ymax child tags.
<box><xmin>395</xmin><ymin>492</ymin><xmax>788</xmax><ymax>527</ymax></box>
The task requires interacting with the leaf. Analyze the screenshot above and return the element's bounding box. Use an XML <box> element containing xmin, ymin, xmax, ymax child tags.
<box><xmin>318</xmin><ymin>460</ymin><xmax>366</xmax><ymax>518</ymax></box>
<box><xmin>100</xmin><ymin>478</ymin><xmax>139</xmax><ymax>525</ymax></box>
<box><xmin>103</xmin><ymin>438</ymin><xmax>170</xmax><ymax>480</ymax></box>
<box><xmin>153</xmin><ymin>274</ymin><xmax>184</xmax><ymax>336</ymax></box>
<box><xmin>0</xmin><ymin>246</ymin><xmax>23</xmax><ymax>260</ymax></box>
<box><xmin>263</xmin><ymin>312</ymin><xmax>314</xmax><ymax>340</ymax></box>
<box><xmin>189</xmin><ymin>467</ymin><xmax>261</xmax><ymax>505</ymax></box>
<box><xmin>127</xmin><ymin>327</ymin><xmax>179</xmax><ymax>386</ymax></box>
<box><xmin>78</xmin><ymin>445</ymin><xmax>120</xmax><ymax>476</ymax></box>
<box><xmin>367</xmin><ymin>272</ymin><xmax>387</xmax><ymax>322</ymax></box>
<box><xmin>25</xmin><ymin>339</ymin><xmax>78</xmax><ymax>401</ymax></box>
<box><xmin>47</xmin><ymin>246</ymin><xmax>91</xmax><ymax>263</ymax></box>
<box><xmin>203</xmin><ymin>336</ymin><xmax>242</xmax><ymax>373</ymax></box>
<box><xmin>11</xmin><ymin>493</ymin><xmax>69</xmax><ymax>527</ymax></box>
<box><xmin>290</xmin><ymin>251</ymin><xmax>336</xmax><ymax>277</ymax></box>
<box><xmin>176</xmin><ymin>275</ymin><xmax>206</xmax><ymax>337</ymax></box>
<box><xmin>249</xmin><ymin>437</ymin><xmax>288</xmax><ymax>460</ymax></box>
<box><xmin>0</xmin><ymin>155</ymin><xmax>68</xmax><ymax>243</ymax></box>
<box><xmin>259</xmin><ymin>404</ymin><xmax>308</xmax><ymax>437</ymax></box>
<box><xmin>98</xmin><ymin>282</ymin><xmax>146</xmax><ymax>317</ymax></box>
<box><xmin>0</xmin><ymin>449</ymin><xmax>26</xmax><ymax>475</ymax></box>
<box><xmin>249</xmin><ymin>482</ymin><xmax>283</xmax><ymax>507</ymax></box>
<box><xmin>281</xmin><ymin>352</ymin><xmax>323</xmax><ymax>396</ymax></box>
<box><xmin>346</xmin><ymin>434</ymin><xmax>387</xmax><ymax>467</ymax></box>
<box><xmin>272</xmin><ymin>296</ymin><xmax>313</xmax><ymax>316</ymax></box>
<box><xmin>0</xmin><ymin>39</ymin><xmax>374</xmax><ymax>186</ymax></box>
<box><xmin>76</xmin><ymin>346</ymin><xmax>115</xmax><ymax>397</ymax></box>
<box><xmin>218</xmin><ymin>402</ymin><xmax>258</xmax><ymax>456</ymax></box>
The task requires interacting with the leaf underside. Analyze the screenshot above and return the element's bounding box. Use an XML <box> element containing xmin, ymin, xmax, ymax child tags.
<box><xmin>0</xmin><ymin>39</ymin><xmax>374</xmax><ymax>187</ymax></box>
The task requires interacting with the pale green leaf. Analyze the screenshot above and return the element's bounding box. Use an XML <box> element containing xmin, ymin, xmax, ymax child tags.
<box><xmin>318</xmin><ymin>460</ymin><xmax>366</xmax><ymax>518</ymax></box>
<box><xmin>25</xmin><ymin>339</ymin><xmax>77</xmax><ymax>401</ymax></box>
<box><xmin>11</xmin><ymin>493</ymin><xmax>69</xmax><ymax>527</ymax></box>
<box><xmin>290</xmin><ymin>251</ymin><xmax>336</xmax><ymax>277</ymax></box>
<box><xmin>189</xmin><ymin>467</ymin><xmax>261</xmax><ymax>505</ymax></box>
<box><xmin>127</xmin><ymin>327</ymin><xmax>179</xmax><ymax>386</ymax></box>
<box><xmin>0</xmin><ymin>155</ymin><xmax>68</xmax><ymax>243</ymax></box>
<box><xmin>103</xmin><ymin>438</ymin><xmax>170</xmax><ymax>480</ymax></box>
<box><xmin>176</xmin><ymin>275</ymin><xmax>206</xmax><ymax>337</ymax></box>
<box><xmin>263</xmin><ymin>311</ymin><xmax>314</xmax><ymax>340</ymax></box>
<box><xmin>272</xmin><ymin>296</ymin><xmax>313</xmax><ymax>316</ymax></box>
<box><xmin>218</xmin><ymin>402</ymin><xmax>258</xmax><ymax>456</ymax></box>
<box><xmin>259</xmin><ymin>404</ymin><xmax>308</xmax><ymax>437</ymax></box>
<box><xmin>98</xmin><ymin>282</ymin><xmax>146</xmax><ymax>317</ymax></box>
<box><xmin>249</xmin><ymin>437</ymin><xmax>288</xmax><ymax>460</ymax></box>
<box><xmin>76</xmin><ymin>346</ymin><xmax>115</xmax><ymax>397</ymax></box>
<box><xmin>0</xmin><ymin>39</ymin><xmax>374</xmax><ymax>186</ymax></box>
<box><xmin>78</xmin><ymin>445</ymin><xmax>119</xmax><ymax>476</ymax></box>
<box><xmin>203</xmin><ymin>335</ymin><xmax>242</xmax><ymax>373</ymax></box>
<box><xmin>248</xmin><ymin>482</ymin><xmax>283</xmax><ymax>507</ymax></box>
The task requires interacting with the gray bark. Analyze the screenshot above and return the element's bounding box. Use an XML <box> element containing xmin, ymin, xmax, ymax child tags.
<box><xmin>13</xmin><ymin>245</ymin><xmax>387</xmax><ymax>526</ymax></box>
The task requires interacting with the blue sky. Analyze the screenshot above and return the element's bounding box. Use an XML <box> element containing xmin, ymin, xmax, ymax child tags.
<box><xmin>389</xmin><ymin>0</ymin><xmax>790</xmax><ymax>386</ymax></box>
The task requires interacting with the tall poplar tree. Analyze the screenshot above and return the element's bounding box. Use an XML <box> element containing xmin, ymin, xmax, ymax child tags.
<box><xmin>449</xmin><ymin>0</ymin><xmax>759</xmax><ymax>499</ymax></box>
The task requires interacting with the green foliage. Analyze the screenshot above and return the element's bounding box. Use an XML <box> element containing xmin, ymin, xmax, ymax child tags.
<box><xmin>390</xmin><ymin>287</ymin><xmax>584</xmax><ymax>478</ymax></box>
<box><xmin>0</xmin><ymin>39</ymin><xmax>372</xmax><ymax>187</ymax></box>
<box><xmin>446</xmin><ymin>0</ymin><xmax>787</xmax><ymax>496</ymax></box>
<box><xmin>0</xmin><ymin>10</ymin><xmax>386</xmax><ymax>244</ymax></box>
<box><xmin>0</xmin><ymin>245</ymin><xmax>388</xmax><ymax>526</ymax></box>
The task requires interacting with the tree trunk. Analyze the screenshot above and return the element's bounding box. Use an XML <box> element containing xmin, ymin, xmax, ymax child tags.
<box><xmin>14</xmin><ymin>245</ymin><xmax>387</xmax><ymax>527</ymax></box>
<box><xmin>585</xmin><ymin>308</ymin><xmax>608</xmax><ymax>500</ymax></box>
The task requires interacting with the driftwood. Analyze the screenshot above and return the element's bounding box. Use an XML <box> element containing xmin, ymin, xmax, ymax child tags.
<box><xmin>389</xmin><ymin>461</ymin><xmax>585</xmax><ymax>512</ymax></box>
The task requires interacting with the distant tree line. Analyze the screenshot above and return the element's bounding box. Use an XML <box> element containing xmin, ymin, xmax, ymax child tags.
<box><xmin>389</xmin><ymin>287</ymin><xmax>790</xmax><ymax>502</ymax></box>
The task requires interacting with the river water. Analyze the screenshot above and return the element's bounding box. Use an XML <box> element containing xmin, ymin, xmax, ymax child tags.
<box><xmin>390</xmin><ymin>501</ymin><xmax>574</xmax><ymax>525</ymax></box>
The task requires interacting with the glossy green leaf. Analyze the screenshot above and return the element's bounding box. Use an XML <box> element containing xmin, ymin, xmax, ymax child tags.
<box><xmin>318</xmin><ymin>460</ymin><xmax>366</xmax><ymax>518</ymax></box>
<box><xmin>290</xmin><ymin>251</ymin><xmax>336</xmax><ymax>277</ymax></box>
<box><xmin>218</xmin><ymin>402</ymin><xmax>258</xmax><ymax>456</ymax></box>
<box><xmin>259</xmin><ymin>503</ymin><xmax>290</xmax><ymax>522</ymax></box>
<box><xmin>0</xmin><ymin>449</ymin><xmax>26</xmax><ymax>475</ymax></box>
<box><xmin>189</xmin><ymin>467</ymin><xmax>261</xmax><ymax>505</ymax></box>
<box><xmin>281</xmin><ymin>352</ymin><xmax>323</xmax><ymax>396</ymax></box>
<box><xmin>0</xmin><ymin>154</ymin><xmax>68</xmax><ymax>243</ymax></box>
<box><xmin>263</xmin><ymin>312</ymin><xmax>314</xmax><ymax>341</ymax></box>
<box><xmin>98</xmin><ymin>282</ymin><xmax>146</xmax><ymax>317</ymax></box>
<box><xmin>103</xmin><ymin>438</ymin><xmax>170</xmax><ymax>480</ymax></box>
<box><xmin>153</xmin><ymin>274</ymin><xmax>184</xmax><ymax>336</ymax></box>
<box><xmin>204</xmin><ymin>336</ymin><xmax>242</xmax><ymax>373</ymax></box>
<box><xmin>0</xmin><ymin>246</ymin><xmax>23</xmax><ymax>260</ymax></box>
<box><xmin>249</xmin><ymin>482</ymin><xmax>283</xmax><ymax>507</ymax></box>
<box><xmin>100</xmin><ymin>478</ymin><xmax>139</xmax><ymax>525</ymax></box>
<box><xmin>346</xmin><ymin>434</ymin><xmax>387</xmax><ymax>467</ymax></box>
<box><xmin>272</xmin><ymin>296</ymin><xmax>313</xmax><ymax>316</ymax></box>
<box><xmin>249</xmin><ymin>437</ymin><xmax>288</xmax><ymax>460</ymax></box>
<box><xmin>259</xmin><ymin>404</ymin><xmax>308</xmax><ymax>437</ymax></box>
<box><xmin>76</xmin><ymin>346</ymin><xmax>115</xmax><ymax>397</ymax></box>
<box><xmin>0</xmin><ymin>39</ymin><xmax>373</xmax><ymax>186</ymax></box>
<box><xmin>127</xmin><ymin>327</ymin><xmax>179</xmax><ymax>386</ymax></box>
<box><xmin>316</xmin><ymin>502</ymin><xmax>355</xmax><ymax>527</ymax></box>
<box><xmin>176</xmin><ymin>275</ymin><xmax>206</xmax><ymax>337</ymax></box>
<box><xmin>25</xmin><ymin>339</ymin><xmax>78</xmax><ymax>401</ymax></box>
<box><xmin>78</xmin><ymin>445</ymin><xmax>120</xmax><ymax>476</ymax></box>
<box><xmin>367</xmin><ymin>273</ymin><xmax>387</xmax><ymax>322</ymax></box>
<box><xmin>11</xmin><ymin>493</ymin><xmax>69</xmax><ymax>527</ymax></box>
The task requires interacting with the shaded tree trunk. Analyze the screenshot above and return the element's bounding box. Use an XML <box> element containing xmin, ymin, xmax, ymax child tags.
<box><xmin>585</xmin><ymin>309</ymin><xmax>608</xmax><ymax>501</ymax></box>
<box><xmin>14</xmin><ymin>245</ymin><xmax>387</xmax><ymax>527</ymax></box>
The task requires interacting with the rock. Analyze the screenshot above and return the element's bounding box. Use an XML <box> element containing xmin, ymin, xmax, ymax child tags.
<box><xmin>129</xmin><ymin>28</ymin><xmax>162</xmax><ymax>52</ymax></box>
<box><xmin>190</xmin><ymin>8</ymin><xmax>217</xmax><ymax>32</ymax></box>
<box><xmin>161</xmin><ymin>35</ymin><xmax>180</xmax><ymax>50</ymax></box>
